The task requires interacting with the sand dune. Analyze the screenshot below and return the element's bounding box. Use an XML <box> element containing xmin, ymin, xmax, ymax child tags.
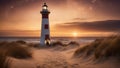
<box><xmin>11</xmin><ymin>48</ymin><xmax>75</xmax><ymax>68</ymax></box>
<box><xmin>11</xmin><ymin>47</ymin><xmax>119</xmax><ymax>68</ymax></box>
<box><xmin>0</xmin><ymin>40</ymin><xmax>120</xmax><ymax>68</ymax></box>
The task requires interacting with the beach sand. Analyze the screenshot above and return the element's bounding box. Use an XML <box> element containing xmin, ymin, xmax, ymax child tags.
<box><xmin>10</xmin><ymin>45</ymin><xmax>120</xmax><ymax>68</ymax></box>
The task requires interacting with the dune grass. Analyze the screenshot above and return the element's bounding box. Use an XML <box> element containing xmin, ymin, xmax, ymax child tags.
<box><xmin>0</xmin><ymin>41</ymin><xmax>33</xmax><ymax>68</ymax></box>
<box><xmin>51</xmin><ymin>41</ymin><xmax>64</xmax><ymax>46</ymax></box>
<box><xmin>74</xmin><ymin>35</ymin><xmax>120</xmax><ymax>60</ymax></box>
<box><xmin>16</xmin><ymin>40</ymin><xmax>27</xmax><ymax>44</ymax></box>
<box><xmin>0</xmin><ymin>41</ymin><xmax>32</xmax><ymax>59</ymax></box>
<box><xmin>0</xmin><ymin>49</ymin><xmax>11</xmax><ymax>68</ymax></box>
<box><xmin>51</xmin><ymin>41</ymin><xmax>79</xmax><ymax>47</ymax></box>
<box><xmin>68</xmin><ymin>41</ymin><xmax>79</xmax><ymax>46</ymax></box>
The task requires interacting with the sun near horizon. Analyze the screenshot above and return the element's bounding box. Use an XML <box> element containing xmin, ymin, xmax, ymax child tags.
<box><xmin>72</xmin><ymin>32</ymin><xmax>78</xmax><ymax>37</ymax></box>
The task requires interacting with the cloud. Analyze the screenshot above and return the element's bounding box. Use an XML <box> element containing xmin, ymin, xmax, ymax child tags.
<box><xmin>73</xmin><ymin>18</ymin><xmax>88</xmax><ymax>21</ymax></box>
<box><xmin>56</xmin><ymin>20</ymin><xmax>120</xmax><ymax>32</ymax></box>
<box><xmin>0</xmin><ymin>30</ymin><xmax>40</xmax><ymax>37</ymax></box>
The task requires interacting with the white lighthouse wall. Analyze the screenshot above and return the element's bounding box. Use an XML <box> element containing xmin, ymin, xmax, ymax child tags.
<box><xmin>40</xmin><ymin>18</ymin><xmax>50</xmax><ymax>45</ymax></box>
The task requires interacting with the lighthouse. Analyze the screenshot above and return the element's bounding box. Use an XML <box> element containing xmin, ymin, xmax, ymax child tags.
<box><xmin>40</xmin><ymin>3</ymin><xmax>50</xmax><ymax>45</ymax></box>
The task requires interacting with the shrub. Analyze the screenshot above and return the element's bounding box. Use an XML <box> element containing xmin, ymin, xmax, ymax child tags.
<box><xmin>74</xmin><ymin>45</ymin><xmax>89</xmax><ymax>56</ymax></box>
<box><xmin>51</xmin><ymin>41</ymin><xmax>79</xmax><ymax>47</ymax></box>
<box><xmin>105</xmin><ymin>37</ymin><xmax>120</xmax><ymax>57</ymax></box>
<box><xmin>0</xmin><ymin>50</ymin><xmax>11</xmax><ymax>68</ymax></box>
<box><xmin>74</xmin><ymin>35</ymin><xmax>120</xmax><ymax>60</ymax></box>
<box><xmin>74</xmin><ymin>39</ymin><xmax>101</xmax><ymax>57</ymax></box>
<box><xmin>28</xmin><ymin>43</ymin><xmax>45</xmax><ymax>48</ymax></box>
<box><xmin>68</xmin><ymin>41</ymin><xmax>79</xmax><ymax>45</ymax></box>
<box><xmin>0</xmin><ymin>41</ymin><xmax>32</xmax><ymax>59</ymax></box>
<box><xmin>16</xmin><ymin>40</ymin><xmax>26</xmax><ymax>44</ymax></box>
<box><xmin>51</xmin><ymin>41</ymin><xmax>63</xmax><ymax>46</ymax></box>
<box><xmin>7</xmin><ymin>45</ymin><xmax>32</xmax><ymax>59</ymax></box>
<box><xmin>95</xmin><ymin>36</ymin><xmax>120</xmax><ymax>59</ymax></box>
<box><xmin>0</xmin><ymin>41</ymin><xmax>9</xmax><ymax>47</ymax></box>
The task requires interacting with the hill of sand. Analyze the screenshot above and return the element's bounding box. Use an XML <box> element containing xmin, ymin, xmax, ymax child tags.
<box><xmin>11</xmin><ymin>46</ymin><xmax>120</xmax><ymax>68</ymax></box>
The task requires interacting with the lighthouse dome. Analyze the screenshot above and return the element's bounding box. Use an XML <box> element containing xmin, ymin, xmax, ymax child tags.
<box><xmin>42</xmin><ymin>3</ymin><xmax>48</xmax><ymax>10</ymax></box>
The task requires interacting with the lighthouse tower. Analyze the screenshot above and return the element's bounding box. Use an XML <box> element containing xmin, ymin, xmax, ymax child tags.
<box><xmin>40</xmin><ymin>3</ymin><xmax>50</xmax><ymax>45</ymax></box>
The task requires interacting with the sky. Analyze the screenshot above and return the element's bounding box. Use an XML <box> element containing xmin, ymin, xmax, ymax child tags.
<box><xmin>0</xmin><ymin>0</ymin><xmax>120</xmax><ymax>37</ymax></box>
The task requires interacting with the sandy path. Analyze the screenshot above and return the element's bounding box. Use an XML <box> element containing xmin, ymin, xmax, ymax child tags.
<box><xmin>32</xmin><ymin>48</ymin><xmax>120</xmax><ymax>68</ymax></box>
<box><xmin>32</xmin><ymin>48</ymin><xmax>79</xmax><ymax>68</ymax></box>
<box><xmin>11</xmin><ymin>48</ymin><xmax>119</xmax><ymax>68</ymax></box>
<box><xmin>11</xmin><ymin>48</ymin><xmax>79</xmax><ymax>68</ymax></box>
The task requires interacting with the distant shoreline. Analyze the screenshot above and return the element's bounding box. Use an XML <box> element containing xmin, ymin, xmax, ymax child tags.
<box><xmin>0</xmin><ymin>36</ymin><xmax>106</xmax><ymax>39</ymax></box>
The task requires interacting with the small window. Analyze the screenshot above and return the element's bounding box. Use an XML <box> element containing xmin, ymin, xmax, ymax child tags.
<box><xmin>44</xmin><ymin>24</ymin><xmax>48</xmax><ymax>29</ymax></box>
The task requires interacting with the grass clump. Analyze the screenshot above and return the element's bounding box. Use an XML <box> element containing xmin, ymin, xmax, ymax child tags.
<box><xmin>51</xmin><ymin>41</ymin><xmax>63</xmax><ymax>46</ymax></box>
<box><xmin>51</xmin><ymin>41</ymin><xmax>67</xmax><ymax>47</ymax></box>
<box><xmin>0</xmin><ymin>41</ymin><xmax>32</xmax><ymax>59</ymax></box>
<box><xmin>74</xmin><ymin>45</ymin><xmax>89</xmax><ymax>56</ymax></box>
<box><xmin>28</xmin><ymin>43</ymin><xmax>40</xmax><ymax>48</ymax></box>
<box><xmin>67</xmin><ymin>41</ymin><xmax>79</xmax><ymax>50</ymax></box>
<box><xmin>16</xmin><ymin>40</ymin><xmax>26</xmax><ymax>44</ymax></box>
<box><xmin>74</xmin><ymin>35</ymin><xmax>120</xmax><ymax>60</ymax></box>
<box><xmin>68</xmin><ymin>41</ymin><xmax>79</xmax><ymax>46</ymax></box>
<box><xmin>7</xmin><ymin>45</ymin><xmax>32</xmax><ymax>59</ymax></box>
<box><xmin>74</xmin><ymin>39</ymin><xmax>102</xmax><ymax>57</ymax></box>
<box><xmin>0</xmin><ymin>49</ymin><xmax>11</xmax><ymax>68</ymax></box>
<box><xmin>51</xmin><ymin>41</ymin><xmax>79</xmax><ymax>47</ymax></box>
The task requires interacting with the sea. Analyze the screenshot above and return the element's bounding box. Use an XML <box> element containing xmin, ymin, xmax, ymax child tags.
<box><xmin>0</xmin><ymin>37</ymin><xmax>100</xmax><ymax>44</ymax></box>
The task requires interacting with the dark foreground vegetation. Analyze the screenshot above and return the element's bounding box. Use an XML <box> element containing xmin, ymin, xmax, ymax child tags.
<box><xmin>74</xmin><ymin>35</ymin><xmax>120</xmax><ymax>61</ymax></box>
<box><xmin>0</xmin><ymin>41</ymin><xmax>33</xmax><ymax>68</ymax></box>
<box><xmin>51</xmin><ymin>41</ymin><xmax>79</xmax><ymax>47</ymax></box>
<box><xmin>0</xmin><ymin>41</ymin><xmax>32</xmax><ymax>59</ymax></box>
<box><xmin>0</xmin><ymin>51</ymin><xmax>11</xmax><ymax>68</ymax></box>
<box><xmin>0</xmin><ymin>40</ymin><xmax>79</xmax><ymax>68</ymax></box>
